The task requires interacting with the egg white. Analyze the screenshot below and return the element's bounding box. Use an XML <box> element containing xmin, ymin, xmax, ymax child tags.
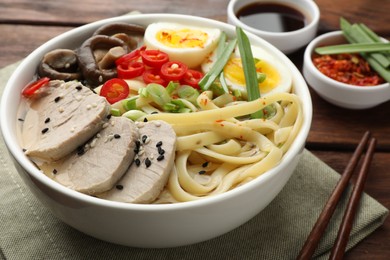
<box><xmin>202</xmin><ymin>45</ymin><xmax>292</xmax><ymax>97</ymax></box>
<box><xmin>144</xmin><ymin>22</ymin><xmax>221</xmax><ymax>68</ymax></box>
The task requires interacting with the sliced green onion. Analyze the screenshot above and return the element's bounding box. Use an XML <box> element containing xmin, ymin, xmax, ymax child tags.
<box><xmin>257</xmin><ymin>72</ymin><xmax>266</xmax><ymax>83</ymax></box>
<box><xmin>233</xmin><ymin>89</ymin><xmax>242</xmax><ymax>100</ymax></box>
<box><xmin>166</xmin><ymin>81</ymin><xmax>179</xmax><ymax>95</ymax></box>
<box><xmin>219</xmin><ymin>72</ymin><xmax>229</xmax><ymax>94</ymax></box>
<box><xmin>178</xmin><ymin>107</ymin><xmax>192</xmax><ymax>113</ymax></box>
<box><xmin>163</xmin><ymin>99</ymin><xmax>188</xmax><ymax>113</ymax></box>
<box><xmin>122</xmin><ymin>96</ymin><xmax>138</xmax><ymax>111</ymax></box>
<box><xmin>122</xmin><ymin>110</ymin><xmax>147</xmax><ymax>121</ymax></box>
<box><xmin>209</xmin><ymin>81</ymin><xmax>227</xmax><ymax>97</ymax></box>
<box><xmin>146</xmin><ymin>83</ymin><xmax>171</xmax><ymax>106</ymax></box>
<box><xmin>199</xmin><ymin>38</ymin><xmax>237</xmax><ymax>90</ymax></box>
<box><xmin>315</xmin><ymin>42</ymin><xmax>390</xmax><ymax>55</ymax></box>
<box><xmin>236</xmin><ymin>27</ymin><xmax>263</xmax><ymax>119</ymax></box>
<box><xmin>178</xmin><ymin>85</ymin><xmax>200</xmax><ymax>104</ymax></box>
<box><xmin>110</xmin><ymin>108</ymin><xmax>121</xmax><ymax>116</ymax></box>
<box><xmin>204</xmin><ymin>32</ymin><xmax>230</xmax><ymax>95</ymax></box>
<box><xmin>216</xmin><ymin>32</ymin><xmax>227</xmax><ymax>57</ymax></box>
<box><xmin>163</xmin><ymin>102</ymin><xmax>179</xmax><ymax>112</ymax></box>
<box><xmin>139</xmin><ymin>87</ymin><xmax>149</xmax><ymax>98</ymax></box>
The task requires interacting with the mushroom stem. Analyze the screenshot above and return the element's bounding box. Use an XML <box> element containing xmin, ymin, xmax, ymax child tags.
<box><xmin>98</xmin><ymin>46</ymin><xmax>127</xmax><ymax>70</ymax></box>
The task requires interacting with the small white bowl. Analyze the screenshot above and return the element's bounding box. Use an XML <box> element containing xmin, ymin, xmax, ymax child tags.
<box><xmin>0</xmin><ymin>14</ymin><xmax>312</xmax><ymax>248</ymax></box>
<box><xmin>227</xmin><ymin>0</ymin><xmax>320</xmax><ymax>54</ymax></box>
<box><xmin>303</xmin><ymin>31</ymin><xmax>390</xmax><ymax>109</ymax></box>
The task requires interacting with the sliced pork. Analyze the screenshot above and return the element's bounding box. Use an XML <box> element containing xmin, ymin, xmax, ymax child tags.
<box><xmin>99</xmin><ymin>120</ymin><xmax>176</xmax><ymax>203</ymax></box>
<box><xmin>22</xmin><ymin>80</ymin><xmax>110</xmax><ymax>161</ymax></box>
<box><xmin>47</xmin><ymin>116</ymin><xmax>139</xmax><ymax>195</ymax></box>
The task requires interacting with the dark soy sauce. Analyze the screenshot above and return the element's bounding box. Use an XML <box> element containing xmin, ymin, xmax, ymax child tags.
<box><xmin>236</xmin><ymin>2</ymin><xmax>307</xmax><ymax>33</ymax></box>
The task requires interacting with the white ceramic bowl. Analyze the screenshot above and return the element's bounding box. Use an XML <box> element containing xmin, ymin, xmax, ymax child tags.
<box><xmin>303</xmin><ymin>31</ymin><xmax>390</xmax><ymax>109</ymax></box>
<box><xmin>0</xmin><ymin>14</ymin><xmax>312</xmax><ymax>248</ymax></box>
<box><xmin>227</xmin><ymin>0</ymin><xmax>320</xmax><ymax>54</ymax></box>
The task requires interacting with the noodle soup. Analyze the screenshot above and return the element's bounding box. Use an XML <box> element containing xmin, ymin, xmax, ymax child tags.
<box><xmin>17</xmin><ymin>19</ymin><xmax>303</xmax><ymax>204</ymax></box>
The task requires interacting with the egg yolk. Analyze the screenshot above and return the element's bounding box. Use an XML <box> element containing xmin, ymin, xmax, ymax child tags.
<box><xmin>156</xmin><ymin>29</ymin><xmax>208</xmax><ymax>48</ymax></box>
<box><xmin>223</xmin><ymin>57</ymin><xmax>280</xmax><ymax>93</ymax></box>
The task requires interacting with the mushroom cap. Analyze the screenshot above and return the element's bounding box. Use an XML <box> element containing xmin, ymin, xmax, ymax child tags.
<box><xmin>77</xmin><ymin>35</ymin><xmax>130</xmax><ymax>87</ymax></box>
<box><xmin>38</xmin><ymin>49</ymin><xmax>82</xmax><ymax>81</ymax></box>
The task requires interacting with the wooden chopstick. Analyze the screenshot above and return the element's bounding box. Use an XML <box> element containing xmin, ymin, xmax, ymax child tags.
<box><xmin>296</xmin><ymin>131</ymin><xmax>373</xmax><ymax>260</ymax></box>
<box><xmin>329</xmin><ymin>137</ymin><xmax>376</xmax><ymax>260</ymax></box>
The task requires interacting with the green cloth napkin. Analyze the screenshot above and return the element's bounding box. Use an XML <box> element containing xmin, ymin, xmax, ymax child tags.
<box><xmin>0</xmin><ymin>62</ymin><xmax>388</xmax><ymax>260</ymax></box>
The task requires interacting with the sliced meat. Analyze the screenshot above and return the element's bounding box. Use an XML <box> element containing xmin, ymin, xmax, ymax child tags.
<box><xmin>22</xmin><ymin>80</ymin><xmax>110</xmax><ymax>161</ymax></box>
<box><xmin>99</xmin><ymin>120</ymin><xmax>176</xmax><ymax>204</ymax></box>
<box><xmin>48</xmin><ymin>116</ymin><xmax>139</xmax><ymax>195</ymax></box>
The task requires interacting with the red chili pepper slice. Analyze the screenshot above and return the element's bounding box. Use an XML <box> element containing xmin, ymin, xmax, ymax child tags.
<box><xmin>180</xmin><ymin>69</ymin><xmax>204</xmax><ymax>89</ymax></box>
<box><xmin>117</xmin><ymin>61</ymin><xmax>145</xmax><ymax>79</ymax></box>
<box><xmin>160</xmin><ymin>61</ymin><xmax>188</xmax><ymax>82</ymax></box>
<box><xmin>115</xmin><ymin>46</ymin><xmax>146</xmax><ymax>66</ymax></box>
<box><xmin>140</xmin><ymin>49</ymin><xmax>169</xmax><ymax>68</ymax></box>
<box><xmin>142</xmin><ymin>69</ymin><xmax>167</xmax><ymax>86</ymax></box>
<box><xmin>22</xmin><ymin>77</ymin><xmax>50</xmax><ymax>97</ymax></box>
<box><xmin>100</xmin><ymin>78</ymin><xmax>130</xmax><ymax>104</ymax></box>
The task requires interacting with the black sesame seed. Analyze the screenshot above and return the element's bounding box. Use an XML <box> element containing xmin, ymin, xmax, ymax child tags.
<box><xmin>156</xmin><ymin>141</ymin><xmax>163</xmax><ymax>147</ymax></box>
<box><xmin>54</xmin><ymin>96</ymin><xmax>61</xmax><ymax>103</ymax></box>
<box><xmin>44</xmin><ymin>117</ymin><xmax>50</xmax><ymax>123</ymax></box>
<box><xmin>18</xmin><ymin>118</ymin><xmax>24</xmax><ymax>122</ymax></box>
<box><xmin>145</xmin><ymin>157</ymin><xmax>151</xmax><ymax>168</ymax></box>
<box><xmin>22</xmin><ymin>148</ymin><xmax>26</xmax><ymax>152</ymax></box>
<box><xmin>142</xmin><ymin>135</ymin><xmax>148</xmax><ymax>143</ymax></box>
<box><xmin>41</xmin><ymin>128</ymin><xmax>49</xmax><ymax>134</ymax></box>
<box><xmin>198</xmin><ymin>170</ymin><xmax>206</xmax><ymax>175</ymax></box>
<box><xmin>158</xmin><ymin>147</ymin><xmax>165</xmax><ymax>155</ymax></box>
<box><xmin>202</xmin><ymin>161</ymin><xmax>209</xmax><ymax>168</ymax></box>
<box><xmin>116</xmin><ymin>184</ymin><xmax>124</xmax><ymax>190</ymax></box>
<box><xmin>157</xmin><ymin>154</ymin><xmax>164</xmax><ymax>161</ymax></box>
<box><xmin>151</xmin><ymin>111</ymin><xmax>158</xmax><ymax>114</ymax></box>
<box><xmin>135</xmin><ymin>158</ymin><xmax>141</xmax><ymax>166</ymax></box>
<box><xmin>53</xmin><ymin>169</ymin><xmax>57</xmax><ymax>174</ymax></box>
<box><xmin>106</xmin><ymin>114</ymin><xmax>112</xmax><ymax>120</ymax></box>
<box><xmin>114</xmin><ymin>134</ymin><xmax>121</xmax><ymax>139</ymax></box>
<box><xmin>75</xmin><ymin>85</ymin><xmax>82</xmax><ymax>91</ymax></box>
<box><xmin>143</xmin><ymin>117</ymin><xmax>148</xmax><ymax>122</ymax></box>
<box><xmin>77</xmin><ymin>146</ymin><xmax>85</xmax><ymax>156</ymax></box>
<box><xmin>134</xmin><ymin>141</ymin><xmax>140</xmax><ymax>153</ymax></box>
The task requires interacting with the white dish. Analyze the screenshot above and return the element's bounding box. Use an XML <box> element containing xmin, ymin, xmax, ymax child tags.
<box><xmin>0</xmin><ymin>14</ymin><xmax>312</xmax><ymax>248</ymax></box>
<box><xmin>303</xmin><ymin>31</ymin><xmax>390</xmax><ymax>109</ymax></box>
<box><xmin>227</xmin><ymin>0</ymin><xmax>320</xmax><ymax>54</ymax></box>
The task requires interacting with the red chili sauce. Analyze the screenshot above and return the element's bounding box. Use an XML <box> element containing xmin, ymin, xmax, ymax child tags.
<box><xmin>312</xmin><ymin>53</ymin><xmax>385</xmax><ymax>86</ymax></box>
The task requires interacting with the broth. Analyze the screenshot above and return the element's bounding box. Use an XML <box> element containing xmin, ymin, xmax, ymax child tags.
<box><xmin>236</xmin><ymin>2</ymin><xmax>307</xmax><ymax>33</ymax></box>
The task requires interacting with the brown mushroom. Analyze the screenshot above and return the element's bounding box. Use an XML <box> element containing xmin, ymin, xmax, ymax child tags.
<box><xmin>93</xmin><ymin>22</ymin><xmax>145</xmax><ymax>50</ymax></box>
<box><xmin>38</xmin><ymin>49</ymin><xmax>82</xmax><ymax>81</ymax></box>
<box><xmin>77</xmin><ymin>35</ymin><xmax>129</xmax><ymax>87</ymax></box>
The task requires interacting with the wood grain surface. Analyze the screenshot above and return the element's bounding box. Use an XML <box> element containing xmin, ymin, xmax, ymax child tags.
<box><xmin>0</xmin><ymin>0</ymin><xmax>389</xmax><ymax>259</ymax></box>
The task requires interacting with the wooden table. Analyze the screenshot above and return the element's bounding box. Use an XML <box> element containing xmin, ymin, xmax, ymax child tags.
<box><xmin>1</xmin><ymin>0</ymin><xmax>389</xmax><ymax>258</ymax></box>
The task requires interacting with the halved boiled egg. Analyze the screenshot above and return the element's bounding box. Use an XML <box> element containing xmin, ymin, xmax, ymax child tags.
<box><xmin>202</xmin><ymin>45</ymin><xmax>292</xmax><ymax>97</ymax></box>
<box><xmin>144</xmin><ymin>22</ymin><xmax>221</xmax><ymax>68</ymax></box>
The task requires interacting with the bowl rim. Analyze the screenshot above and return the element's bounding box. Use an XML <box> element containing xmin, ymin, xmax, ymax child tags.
<box><xmin>304</xmin><ymin>30</ymin><xmax>390</xmax><ymax>91</ymax></box>
<box><xmin>0</xmin><ymin>13</ymin><xmax>312</xmax><ymax>211</ymax></box>
<box><xmin>227</xmin><ymin>0</ymin><xmax>320</xmax><ymax>37</ymax></box>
